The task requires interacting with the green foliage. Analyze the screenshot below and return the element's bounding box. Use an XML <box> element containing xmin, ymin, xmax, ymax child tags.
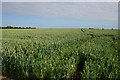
<box><xmin>2</xmin><ymin>29</ymin><xmax>119</xmax><ymax>79</ymax></box>
<box><xmin>81</xmin><ymin>36</ymin><xmax>119</xmax><ymax>79</ymax></box>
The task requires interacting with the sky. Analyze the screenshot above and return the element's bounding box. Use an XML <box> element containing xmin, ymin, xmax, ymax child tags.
<box><xmin>2</xmin><ymin>0</ymin><xmax>120</xmax><ymax>2</ymax></box>
<box><xmin>2</xmin><ymin>2</ymin><xmax>118</xmax><ymax>29</ymax></box>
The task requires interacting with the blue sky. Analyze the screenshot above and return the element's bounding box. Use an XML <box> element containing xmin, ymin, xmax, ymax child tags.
<box><xmin>2</xmin><ymin>2</ymin><xmax>118</xmax><ymax>29</ymax></box>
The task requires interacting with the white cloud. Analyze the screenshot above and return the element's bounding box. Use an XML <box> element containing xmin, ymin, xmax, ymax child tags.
<box><xmin>2</xmin><ymin>0</ymin><xmax>120</xmax><ymax>2</ymax></box>
<box><xmin>2</xmin><ymin>2</ymin><xmax>118</xmax><ymax>21</ymax></box>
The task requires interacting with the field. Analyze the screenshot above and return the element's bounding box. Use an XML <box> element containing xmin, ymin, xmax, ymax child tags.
<box><xmin>1</xmin><ymin>29</ymin><xmax>120</xmax><ymax>79</ymax></box>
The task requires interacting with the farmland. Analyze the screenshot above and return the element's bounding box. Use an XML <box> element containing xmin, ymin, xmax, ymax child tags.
<box><xmin>1</xmin><ymin>29</ymin><xmax>120</xmax><ymax>79</ymax></box>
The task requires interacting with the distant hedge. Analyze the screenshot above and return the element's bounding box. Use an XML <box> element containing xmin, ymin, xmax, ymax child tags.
<box><xmin>0</xmin><ymin>26</ymin><xmax>36</xmax><ymax>29</ymax></box>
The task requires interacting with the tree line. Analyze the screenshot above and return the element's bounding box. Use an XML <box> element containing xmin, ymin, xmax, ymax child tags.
<box><xmin>0</xmin><ymin>26</ymin><xmax>36</xmax><ymax>29</ymax></box>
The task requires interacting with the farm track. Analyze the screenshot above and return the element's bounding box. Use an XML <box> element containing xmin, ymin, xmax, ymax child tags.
<box><xmin>53</xmin><ymin>33</ymin><xmax>104</xmax><ymax>79</ymax></box>
<box><xmin>60</xmin><ymin>33</ymin><xmax>118</xmax><ymax>79</ymax></box>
